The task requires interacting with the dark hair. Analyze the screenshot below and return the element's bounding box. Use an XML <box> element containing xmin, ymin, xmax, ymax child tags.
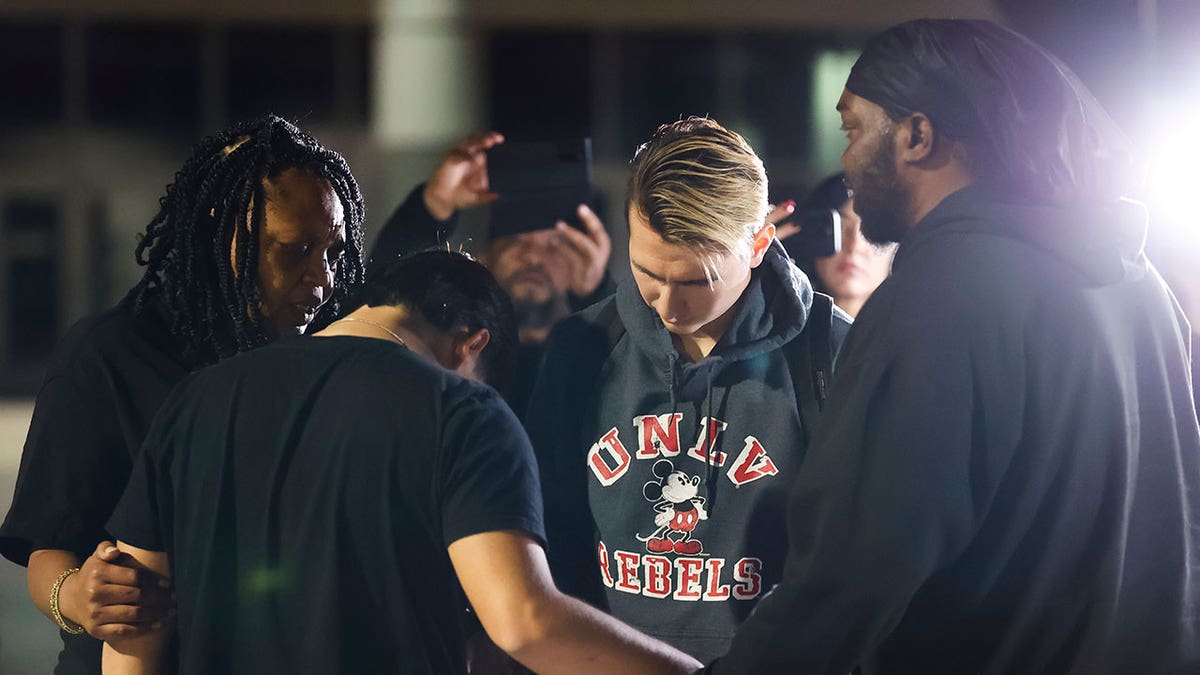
<box><xmin>790</xmin><ymin>173</ymin><xmax>852</xmax><ymax>295</ymax></box>
<box><xmin>358</xmin><ymin>250</ymin><xmax>519</xmax><ymax>392</ymax></box>
<box><xmin>124</xmin><ymin>114</ymin><xmax>366</xmax><ymax>366</ymax></box>
<box><xmin>847</xmin><ymin>19</ymin><xmax>1133</xmax><ymax>206</ymax></box>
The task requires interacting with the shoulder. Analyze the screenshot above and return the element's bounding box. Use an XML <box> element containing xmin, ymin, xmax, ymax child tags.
<box><xmin>441</xmin><ymin>374</ymin><xmax>525</xmax><ymax>436</ymax></box>
<box><xmin>851</xmin><ymin>229</ymin><xmax>1056</xmax><ymax>369</ymax></box>
<box><xmin>45</xmin><ymin>303</ymin><xmax>170</xmax><ymax>377</ymax></box>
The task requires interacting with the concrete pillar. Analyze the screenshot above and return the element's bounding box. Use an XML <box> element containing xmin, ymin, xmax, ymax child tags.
<box><xmin>371</xmin><ymin>0</ymin><xmax>484</xmax><ymax>226</ymax></box>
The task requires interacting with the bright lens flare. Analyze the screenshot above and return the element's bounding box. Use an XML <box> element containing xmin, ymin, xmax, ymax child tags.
<box><xmin>1143</xmin><ymin>96</ymin><xmax>1200</xmax><ymax>250</ymax></box>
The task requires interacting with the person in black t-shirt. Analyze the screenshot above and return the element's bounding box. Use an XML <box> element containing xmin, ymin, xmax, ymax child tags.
<box><xmin>369</xmin><ymin>132</ymin><xmax>615</xmax><ymax>415</ymax></box>
<box><xmin>101</xmin><ymin>251</ymin><xmax>701</xmax><ymax>675</ymax></box>
<box><xmin>0</xmin><ymin>115</ymin><xmax>366</xmax><ymax>675</ymax></box>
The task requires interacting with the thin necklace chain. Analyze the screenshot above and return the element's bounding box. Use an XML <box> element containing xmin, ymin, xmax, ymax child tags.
<box><xmin>333</xmin><ymin>317</ymin><xmax>408</xmax><ymax>347</ymax></box>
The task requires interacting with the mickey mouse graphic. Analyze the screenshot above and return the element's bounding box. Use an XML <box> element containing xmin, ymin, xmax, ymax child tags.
<box><xmin>635</xmin><ymin>459</ymin><xmax>708</xmax><ymax>554</ymax></box>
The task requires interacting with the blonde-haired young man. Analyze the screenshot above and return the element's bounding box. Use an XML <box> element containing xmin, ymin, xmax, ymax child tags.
<box><xmin>526</xmin><ymin>117</ymin><xmax>852</xmax><ymax>662</ymax></box>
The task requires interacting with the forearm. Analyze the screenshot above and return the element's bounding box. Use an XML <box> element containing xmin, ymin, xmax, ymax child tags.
<box><xmin>99</xmin><ymin>541</ymin><xmax>173</xmax><ymax>674</ymax></box>
<box><xmin>102</xmin><ymin>632</ymin><xmax>169</xmax><ymax>675</ymax></box>
<box><xmin>504</xmin><ymin>589</ymin><xmax>701</xmax><ymax>675</ymax></box>
<box><xmin>28</xmin><ymin>548</ymin><xmax>84</xmax><ymax>625</ymax></box>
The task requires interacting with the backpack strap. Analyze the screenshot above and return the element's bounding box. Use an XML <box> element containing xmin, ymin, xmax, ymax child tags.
<box><xmin>785</xmin><ymin>292</ymin><xmax>834</xmax><ymax>446</ymax></box>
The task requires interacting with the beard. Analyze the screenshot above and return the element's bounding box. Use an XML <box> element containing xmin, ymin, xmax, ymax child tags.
<box><xmin>848</xmin><ymin>129</ymin><xmax>911</xmax><ymax>245</ymax></box>
<box><xmin>498</xmin><ymin>264</ymin><xmax>568</xmax><ymax>330</ymax></box>
<box><xmin>511</xmin><ymin>296</ymin><xmax>565</xmax><ymax>331</ymax></box>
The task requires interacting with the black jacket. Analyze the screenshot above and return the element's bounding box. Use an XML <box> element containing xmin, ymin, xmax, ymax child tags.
<box><xmin>713</xmin><ymin>186</ymin><xmax>1200</xmax><ymax>674</ymax></box>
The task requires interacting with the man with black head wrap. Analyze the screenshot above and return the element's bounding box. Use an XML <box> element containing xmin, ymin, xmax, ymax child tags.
<box><xmin>709</xmin><ymin>19</ymin><xmax>1200</xmax><ymax>675</ymax></box>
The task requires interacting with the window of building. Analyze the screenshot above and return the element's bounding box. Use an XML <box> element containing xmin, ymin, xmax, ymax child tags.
<box><xmin>87</xmin><ymin>22</ymin><xmax>202</xmax><ymax>129</ymax></box>
<box><xmin>618</xmin><ymin>33</ymin><xmax>719</xmax><ymax>153</ymax></box>
<box><xmin>488</xmin><ymin>30</ymin><xmax>593</xmax><ymax>140</ymax></box>
<box><xmin>227</xmin><ymin>25</ymin><xmax>370</xmax><ymax>125</ymax></box>
<box><xmin>0</xmin><ymin>22</ymin><xmax>64</xmax><ymax>124</ymax></box>
<box><xmin>4</xmin><ymin>198</ymin><xmax>60</xmax><ymax>362</ymax></box>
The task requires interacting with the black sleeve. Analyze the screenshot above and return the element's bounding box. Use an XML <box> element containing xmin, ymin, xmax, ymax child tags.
<box><xmin>0</xmin><ymin>353</ymin><xmax>130</xmax><ymax>565</ymax></box>
<box><xmin>523</xmin><ymin>315</ymin><xmax>611</xmax><ymax>607</ymax></box>
<box><xmin>439</xmin><ymin>385</ymin><xmax>546</xmax><ymax>548</ymax></box>
<box><xmin>106</xmin><ymin>437</ymin><xmax>169</xmax><ymax>552</ymax></box>
<box><xmin>105</xmin><ymin>395</ymin><xmax>181</xmax><ymax>553</ymax></box>
<box><xmin>368</xmin><ymin>183</ymin><xmax>458</xmax><ymax>277</ymax></box>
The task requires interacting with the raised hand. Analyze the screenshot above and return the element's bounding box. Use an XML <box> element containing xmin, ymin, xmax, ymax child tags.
<box><xmin>554</xmin><ymin>204</ymin><xmax>612</xmax><ymax>298</ymax></box>
<box><xmin>423</xmin><ymin>132</ymin><xmax>506</xmax><ymax>220</ymax></box>
<box><xmin>768</xmin><ymin>200</ymin><xmax>799</xmax><ymax>240</ymax></box>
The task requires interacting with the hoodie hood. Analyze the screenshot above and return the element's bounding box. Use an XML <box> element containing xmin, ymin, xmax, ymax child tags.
<box><xmin>612</xmin><ymin>241</ymin><xmax>819</xmax><ymax>532</ymax></box>
<box><xmin>895</xmin><ymin>184</ymin><xmax>1150</xmax><ymax>287</ymax></box>
<box><xmin>615</xmin><ymin>243</ymin><xmax>814</xmax><ymax>397</ymax></box>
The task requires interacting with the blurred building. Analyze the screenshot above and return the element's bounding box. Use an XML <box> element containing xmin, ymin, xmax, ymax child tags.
<box><xmin>0</xmin><ymin>0</ymin><xmax>1024</xmax><ymax>393</ymax></box>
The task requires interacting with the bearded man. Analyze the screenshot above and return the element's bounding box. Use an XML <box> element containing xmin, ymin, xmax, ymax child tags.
<box><xmin>710</xmin><ymin>19</ymin><xmax>1200</xmax><ymax>675</ymax></box>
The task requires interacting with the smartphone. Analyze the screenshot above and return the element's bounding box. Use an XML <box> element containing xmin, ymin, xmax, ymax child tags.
<box><xmin>781</xmin><ymin>208</ymin><xmax>842</xmax><ymax>260</ymax></box>
<box><xmin>487</xmin><ymin>138</ymin><xmax>593</xmax><ymax>238</ymax></box>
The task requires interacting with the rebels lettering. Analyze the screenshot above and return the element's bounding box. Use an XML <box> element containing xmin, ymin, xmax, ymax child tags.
<box><xmin>598</xmin><ymin>541</ymin><xmax>615</xmax><ymax>588</ymax></box>
<box><xmin>732</xmin><ymin>558</ymin><xmax>763</xmax><ymax>600</ymax></box>
<box><xmin>673</xmin><ymin>558</ymin><xmax>704</xmax><ymax>601</ymax></box>
<box><xmin>643</xmin><ymin>555</ymin><xmax>671</xmax><ymax>598</ymax></box>
<box><xmin>614</xmin><ymin>550</ymin><xmax>641</xmax><ymax>594</ymax></box>
<box><xmin>704</xmin><ymin>558</ymin><xmax>731</xmax><ymax>601</ymax></box>
<box><xmin>634</xmin><ymin>413</ymin><xmax>683</xmax><ymax>458</ymax></box>
<box><xmin>598</xmin><ymin>543</ymin><xmax>764</xmax><ymax>603</ymax></box>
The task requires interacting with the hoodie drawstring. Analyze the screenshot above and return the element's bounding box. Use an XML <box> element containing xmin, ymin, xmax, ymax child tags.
<box><xmin>703</xmin><ymin>367</ymin><xmax>718</xmax><ymax>517</ymax></box>
<box><xmin>667</xmin><ymin>354</ymin><xmax>678</xmax><ymax>418</ymax></box>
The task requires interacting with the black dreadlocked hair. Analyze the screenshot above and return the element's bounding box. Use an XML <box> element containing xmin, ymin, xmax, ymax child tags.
<box><xmin>124</xmin><ymin>115</ymin><xmax>366</xmax><ymax>366</ymax></box>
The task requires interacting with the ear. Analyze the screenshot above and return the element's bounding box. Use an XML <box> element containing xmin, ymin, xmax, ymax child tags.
<box><xmin>653</xmin><ymin>459</ymin><xmax>673</xmax><ymax>479</ymax></box>
<box><xmin>643</xmin><ymin>482</ymin><xmax>663</xmax><ymax>501</ymax></box>
<box><xmin>449</xmin><ymin>328</ymin><xmax>490</xmax><ymax>380</ymax></box>
<box><xmin>897</xmin><ymin>112</ymin><xmax>935</xmax><ymax>164</ymax></box>
<box><xmin>748</xmin><ymin>221</ymin><xmax>775</xmax><ymax>269</ymax></box>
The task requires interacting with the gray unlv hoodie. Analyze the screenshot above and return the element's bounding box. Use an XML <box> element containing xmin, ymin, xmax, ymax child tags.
<box><xmin>526</xmin><ymin>244</ymin><xmax>852</xmax><ymax>662</ymax></box>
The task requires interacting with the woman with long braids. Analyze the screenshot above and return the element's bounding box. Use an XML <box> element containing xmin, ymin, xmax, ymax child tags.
<box><xmin>0</xmin><ymin>115</ymin><xmax>365</xmax><ymax>674</ymax></box>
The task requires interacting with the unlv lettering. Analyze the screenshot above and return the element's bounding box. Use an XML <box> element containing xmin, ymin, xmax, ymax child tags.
<box><xmin>727</xmin><ymin>436</ymin><xmax>780</xmax><ymax>486</ymax></box>
<box><xmin>686</xmin><ymin>417</ymin><xmax>730</xmax><ymax>466</ymax></box>
<box><xmin>634</xmin><ymin>413</ymin><xmax>683</xmax><ymax>458</ymax></box>
<box><xmin>586</xmin><ymin>414</ymin><xmax>779</xmax><ymax>488</ymax></box>
<box><xmin>588</xmin><ymin>427</ymin><xmax>631</xmax><ymax>486</ymax></box>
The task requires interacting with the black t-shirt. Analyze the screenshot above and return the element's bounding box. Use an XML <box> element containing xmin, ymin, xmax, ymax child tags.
<box><xmin>0</xmin><ymin>299</ymin><xmax>191</xmax><ymax>675</ymax></box>
<box><xmin>107</xmin><ymin>335</ymin><xmax>546</xmax><ymax>675</ymax></box>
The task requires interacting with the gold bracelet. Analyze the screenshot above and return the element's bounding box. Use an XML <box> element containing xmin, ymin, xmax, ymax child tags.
<box><xmin>50</xmin><ymin>567</ymin><xmax>86</xmax><ymax>635</ymax></box>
